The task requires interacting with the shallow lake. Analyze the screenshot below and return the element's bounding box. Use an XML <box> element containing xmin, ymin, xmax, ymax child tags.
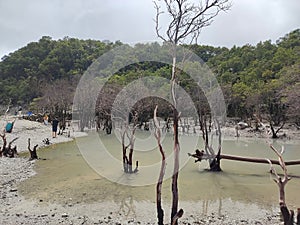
<box><xmin>19</xmin><ymin>131</ymin><xmax>300</xmax><ymax>218</ymax></box>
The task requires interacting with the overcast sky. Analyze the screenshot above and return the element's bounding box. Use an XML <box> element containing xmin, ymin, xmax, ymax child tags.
<box><xmin>0</xmin><ymin>0</ymin><xmax>299</xmax><ymax>59</ymax></box>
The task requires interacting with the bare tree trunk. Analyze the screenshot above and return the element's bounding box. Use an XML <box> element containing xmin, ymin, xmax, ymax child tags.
<box><xmin>0</xmin><ymin>130</ymin><xmax>7</xmax><ymax>157</ymax></box>
<box><xmin>28</xmin><ymin>138</ymin><xmax>38</xmax><ymax>160</ymax></box>
<box><xmin>235</xmin><ymin>125</ymin><xmax>240</xmax><ymax>137</ymax></box>
<box><xmin>209</xmin><ymin>148</ymin><xmax>222</xmax><ymax>172</ymax></box>
<box><xmin>128</xmin><ymin>126</ymin><xmax>138</xmax><ymax>173</ymax></box>
<box><xmin>7</xmin><ymin>138</ymin><xmax>18</xmax><ymax>158</ymax></box>
<box><xmin>128</xmin><ymin>143</ymin><xmax>134</xmax><ymax>173</ymax></box>
<box><xmin>154</xmin><ymin>0</ymin><xmax>231</xmax><ymax>222</ymax></box>
<box><xmin>172</xmin><ymin>209</ymin><xmax>184</xmax><ymax>225</ymax></box>
<box><xmin>297</xmin><ymin>208</ymin><xmax>300</xmax><ymax>225</ymax></box>
<box><xmin>259</xmin><ymin>116</ymin><xmax>296</xmax><ymax>225</ymax></box>
<box><xmin>0</xmin><ymin>131</ymin><xmax>18</xmax><ymax>158</ymax></box>
<box><xmin>121</xmin><ymin>125</ymin><xmax>138</xmax><ymax>174</ymax></box>
<box><xmin>171</xmin><ymin>109</ymin><xmax>180</xmax><ymax>225</ymax></box>
<box><xmin>121</xmin><ymin>130</ymin><xmax>129</xmax><ymax>173</ymax></box>
<box><xmin>199</xmin><ymin>115</ymin><xmax>222</xmax><ymax>171</ymax></box>
<box><xmin>209</xmin><ymin>120</ymin><xmax>222</xmax><ymax>171</ymax></box>
<box><xmin>154</xmin><ymin>106</ymin><xmax>166</xmax><ymax>225</ymax></box>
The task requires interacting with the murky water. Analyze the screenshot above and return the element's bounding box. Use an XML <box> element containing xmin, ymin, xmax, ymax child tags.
<box><xmin>19</xmin><ymin>131</ymin><xmax>300</xmax><ymax>211</ymax></box>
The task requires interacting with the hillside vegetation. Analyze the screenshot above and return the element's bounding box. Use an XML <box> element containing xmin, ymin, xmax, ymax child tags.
<box><xmin>0</xmin><ymin>30</ymin><xmax>299</xmax><ymax>127</ymax></box>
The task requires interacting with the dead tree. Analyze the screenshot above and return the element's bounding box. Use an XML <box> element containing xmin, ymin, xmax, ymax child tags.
<box><xmin>154</xmin><ymin>0</ymin><xmax>230</xmax><ymax>222</ymax></box>
<box><xmin>154</xmin><ymin>106</ymin><xmax>167</xmax><ymax>225</ymax></box>
<box><xmin>189</xmin><ymin>117</ymin><xmax>300</xmax><ymax>168</ymax></box>
<box><xmin>171</xmin><ymin>107</ymin><xmax>181</xmax><ymax>223</ymax></box>
<box><xmin>258</xmin><ymin>117</ymin><xmax>300</xmax><ymax>225</ymax></box>
<box><xmin>7</xmin><ymin>137</ymin><xmax>18</xmax><ymax>158</ymax></box>
<box><xmin>266</xmin><ymin>148</ymin><xmax>298</xmax><ymax>225</ymax></box>
<box><xmin>28</xmin><ymin>138</ymin><xmax>38</xmax><ymax>160</ymax></box>
<box><xmin>0</xmin><ymin>131</ymin><xmax>7</xmax><ymax>157</ymax></box>
<box><xmin>0</xmin><ymin>130</ymin><xmax>18</xmax><ymax>158</ymax></box>
<box><xmin>172</xmin><ymin>209</ymin><xmax>184</xmax><ymax>225</ymax></box>
<box><xmin>269</xmin><ymin>121</ymin><xmax>285</xmax><ymax>139</ymax></box>
<box><xmin>120</xmin><ymin>124</ymin><xmax>138</xmax><ymax>174</ymax></box>
<box><xmin>188</xmin><ymin>151</ymin><xmax>300</xmax><ymax>166</ymax></box>
<box><xmin>199</xmin><ymin>115</ymin><xmax>222</xmax><ymax>171</ymax></box>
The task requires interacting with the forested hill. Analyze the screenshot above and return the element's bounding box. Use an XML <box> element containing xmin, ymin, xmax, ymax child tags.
<box><xmin>0</xmin><ymin>29</ymin><xmax>299</xmax><ymax>125</ymax></box>
<box><xmin>0</xmin><ymin>36</ymin><xmax>122</xmax><ymax>106</ymax></box>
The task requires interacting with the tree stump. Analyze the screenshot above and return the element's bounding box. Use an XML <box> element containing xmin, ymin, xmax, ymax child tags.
<box><xmin>28</xmin><ymin>138</ymin><xmax>38</xmax><ymax>160</ymax></box>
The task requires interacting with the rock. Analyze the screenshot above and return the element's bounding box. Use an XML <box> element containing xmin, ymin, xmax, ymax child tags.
<box><xmin>9</xmin><ymin>188</ymin><xmax>17</xmax><ymax>192</ymax></box>
<box><xmin>62</xmin><ymin>213</ymin><xmax>69</xmax><ymax>218</ymax></box>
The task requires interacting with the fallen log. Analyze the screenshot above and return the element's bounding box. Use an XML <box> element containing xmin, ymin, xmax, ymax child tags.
<box><xmin>188</xmin><ymin>151</ymin><xmax>300</xmax><ymax>166</ymax></box>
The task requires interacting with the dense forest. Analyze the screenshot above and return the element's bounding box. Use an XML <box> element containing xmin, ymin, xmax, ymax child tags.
<box><xmin>0</xmin><ymin>29</ymin><xmax>299</xmax><ymax>129</ymax></box>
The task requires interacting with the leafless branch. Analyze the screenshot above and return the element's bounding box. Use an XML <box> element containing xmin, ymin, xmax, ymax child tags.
<box><xmin>154</xmin><ymin>0</ymin><xmax>231</xmax><ymax>44</ymax></box>
<box><xmin>255</xmin><ymin>115</ymin><xmax>295</xmax><ymax>224</ymax></box>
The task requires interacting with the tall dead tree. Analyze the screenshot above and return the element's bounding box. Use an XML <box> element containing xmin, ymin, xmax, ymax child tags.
<box><xmin>154</xmin><ymin>0</ymin><xmax>231</xmax><ymax>223</ymax></box>
<box><xmin>120</xmin><ymin>126</ymin><xmax>138</xmax><ymax>173</ymax></box>
<box><xmin>120</xmin><ymin>113</ymin><xmax>139</xmax><ymax>174</ymax></box>
<box><xmin>257</xmin><ymin>117</ymin><xmax>300</xmax><ymax>225</ymax></box>
<box><xmin>266</xmin><ymin>152</ymin><xmax>295</xmax><ymax>225</ymax></box>
<box><xmin>154</xmin><ymin>106</ymin><xmax>167</xmax><ymax>225</ymax></box>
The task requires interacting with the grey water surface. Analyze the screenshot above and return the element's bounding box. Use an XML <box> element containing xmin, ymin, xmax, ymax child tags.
<box><xmin>19</xmin><ymin>131</ymin><xmax>300</xmax><ymax>212</ymax></box>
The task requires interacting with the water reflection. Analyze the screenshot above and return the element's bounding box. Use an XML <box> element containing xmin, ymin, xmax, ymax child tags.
<box><xmin>118</xmin><ymin>196</ymin><xmax>136</xmax><ymax>218</ymax></box>
<box><xmin>201</xmin><ymin>199</ymin><xmax>223</xmax><ymax>216</ymax></box>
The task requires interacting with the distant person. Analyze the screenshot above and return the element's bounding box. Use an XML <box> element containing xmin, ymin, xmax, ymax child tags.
<box><xmin>5</xmin><ymin>119</ymin><xmax>16</xmax><ymax>133</ymax></box>
<box><xmin>18</xmin><ymin>106</ymin><xmax>22</xmax><ymax>118</ymax></box>
<box><xmin>52</xmin><ymin>117</ymin><xmax>59</xmax><ymax>138</ymax></box>
<box><xmin>43</xmin><ymin>114</ymin><xmax>49</xmax><ymax>125</ymax></box>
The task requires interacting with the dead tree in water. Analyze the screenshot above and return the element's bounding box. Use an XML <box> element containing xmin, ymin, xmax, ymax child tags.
<box><xmin>154</xmin><ymin>106</ymin><xmax>166</xmax><ymax>225</ymax></box>
<box><xmin>28</xmin><ymin>138</ymin><xmax>38</xmax><ymax>160</ymax></box>
<box><xmin>199</xmin><ymin>115</ymin><xmax>222</xmax><ymax>171</ymax></box>
<box><xmin>154</xmin><ymin>0</ymin><xmax>231</xmax><ymax>222</ymax></box>
<box><xmin>188</xmin><ymin>151</ymin><xmax>300</xmax><ymax>166</ymax></box>
<box><xmin>120</xmin><ymin>123</ymin><xmax>138</xmax><ymax>174</ymax></box>
<box><xmin>258</xmin><ymin>118</ymin><xmax>300</xmax><ymax>225</ymax></box>
<box><xmin>266</xmin><ymin>146</ymin><xmax>300</xmax><ymax>225</ymax></box>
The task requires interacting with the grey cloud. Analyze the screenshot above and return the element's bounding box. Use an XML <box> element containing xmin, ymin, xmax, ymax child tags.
<box><xmin>0</xmin><ymin>0</ymin><xmax>299</xmax><ymax>58</ymax></box>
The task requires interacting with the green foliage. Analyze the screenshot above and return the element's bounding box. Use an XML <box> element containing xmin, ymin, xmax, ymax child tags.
<box><xmin>0</xmin><ymin>36</ymin><xmax>118</xmax><ymax>105</ymax></box>
<box><xmin>0</xmin><ymin>29</ymin><xmax>299</xmax><ymax>124</ymax></box>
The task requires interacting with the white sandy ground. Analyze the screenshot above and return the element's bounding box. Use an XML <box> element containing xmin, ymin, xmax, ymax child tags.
<box><xmin>1</xmin><ymin>116</ymin><xmax>298</xmax><ymax>224</ymax></box>
<box><xmin>0</xmin><ymin>116</ymin><xmax>87</xmax><ymax>153</ymax></box>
